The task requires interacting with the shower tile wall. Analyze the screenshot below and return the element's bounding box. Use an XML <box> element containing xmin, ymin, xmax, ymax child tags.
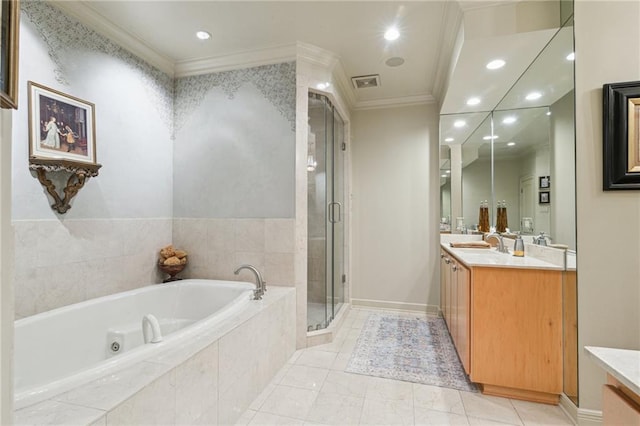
<box><xmin>13</xmin><ymin>219</ymin><xmax>171</xmax><ymax>319</ymax></box>
<box><xmin>172</xmin><ymin>219</ymin><xmax>295</xmax><ymax>286</ymax></box>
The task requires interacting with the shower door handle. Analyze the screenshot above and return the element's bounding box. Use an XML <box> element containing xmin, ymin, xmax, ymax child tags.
<box><xmin>328</xmin><ymin>202</ymin><xmax>342</xmax><ymax>223</ymax></box>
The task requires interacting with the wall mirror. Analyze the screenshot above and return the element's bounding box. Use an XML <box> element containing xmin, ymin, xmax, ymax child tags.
<box><xmin>439</xmin><ymin>9</ymin><xmax>577</xmax><ymax>404</ymax></box>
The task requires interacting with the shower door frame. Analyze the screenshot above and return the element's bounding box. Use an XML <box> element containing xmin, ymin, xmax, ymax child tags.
<box><xmin>307</xmin><ymin>91</ymin><xmax>348</xmax><ymax>331</ymax></box>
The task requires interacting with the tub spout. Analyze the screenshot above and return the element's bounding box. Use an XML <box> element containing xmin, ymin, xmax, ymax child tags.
<box><xmin>142</xmin><ymin>314</ymin><xmax>163</xmax><ymax>344</ymax></box>
<box><xmin>233</xmin><ymin>264</ymin><xmax>266</xmax><ymax>300</ymax></box>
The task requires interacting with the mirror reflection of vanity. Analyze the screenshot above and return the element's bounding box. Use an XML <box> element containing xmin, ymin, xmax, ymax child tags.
<box><xmin>439</xmin><ymin>6</ymin><xmax>577</xmax><ymax>406</ymax></box>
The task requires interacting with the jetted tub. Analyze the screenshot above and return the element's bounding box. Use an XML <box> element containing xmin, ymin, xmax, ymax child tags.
<box><xmin>14</xmin><ymin>279</ymin><xmax>254</xmax><ymax>410</ymax></box>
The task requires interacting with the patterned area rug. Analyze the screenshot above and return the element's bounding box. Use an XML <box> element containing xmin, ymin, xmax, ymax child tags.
<box><xmin>346</xmin><ymin>313</ymin><xmax>478</xmax><ymax>392</ymax></box>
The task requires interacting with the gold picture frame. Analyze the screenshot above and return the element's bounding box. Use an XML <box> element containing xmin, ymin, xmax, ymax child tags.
<box><xmin>603</xmin><ymin>81</ymin><xmax>640</xmax><ymax>190</ymax></box>
<box><xmin>628</xmin><ymin>97</ymin><xmax>640</xmax><ymax>173</ymax></box>
<box><xmin>0</xmin><ymin>0</ymin><xmax>20</xmax><ymax>109</ymax></box>
<box><xmin>28</xmin><ymin>81</ymin><xmax>97</xmax><ymax>165</ymax></box>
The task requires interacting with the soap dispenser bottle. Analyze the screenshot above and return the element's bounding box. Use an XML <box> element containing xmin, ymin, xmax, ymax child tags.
<box><xmin>513</xmin><ymin>234</ymin><xmax>525</xmax><ymax>257</ymax></box>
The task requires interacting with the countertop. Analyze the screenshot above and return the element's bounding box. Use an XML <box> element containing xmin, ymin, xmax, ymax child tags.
<box><xmin>441</xmin><ymin>244</ymin><xmax>564</xmax><ymax>270</ymax></box>
<box><xmin>585</xmin><ymin>346</ymin><xmax>640</xmax><ymax>396</ymax></box>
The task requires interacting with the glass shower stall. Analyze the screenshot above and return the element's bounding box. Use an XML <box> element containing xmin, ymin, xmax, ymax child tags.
<box><xmin>307</xmin><ymin>92</ymin><xmax>346</xmax><ymax>331</ymax></box>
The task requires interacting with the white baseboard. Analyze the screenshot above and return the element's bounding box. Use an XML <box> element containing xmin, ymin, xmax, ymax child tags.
<box><xmin>559</xmin><ymin>394</ymin><xmax>578</xmax><ymax>425</ymax></box>
<box><xmin>351</xmin><ymin>298</ymin><xmax>439</xmax><ymax>316</ymax></box>
<box><xmin>577</xmin><ymin>408</ymin><xmax>602</xmax><ymax>426</ymax></box>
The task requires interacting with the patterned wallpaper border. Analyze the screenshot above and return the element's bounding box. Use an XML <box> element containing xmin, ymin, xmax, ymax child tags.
<box><xmin>23</xmin><ymin>1</ymin><xmax>296</xmax><ymax>139</ymax></box>
<box><xmin>174</xmin><ymin>62</ymin><xmax>297</xmax><ymax>134</ymax></box>
<box><xmin>22</xmin><ymin>1</ymin><xmax>174</xmax><ymax>134</ymax></box>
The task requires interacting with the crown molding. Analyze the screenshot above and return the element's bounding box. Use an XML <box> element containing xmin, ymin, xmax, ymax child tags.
<box><xmin>48</xmin><ymin>1</ymin><xmax>175</xmax><ymax>76</ymax></box>
<box><xmin>295</xmin><ymin>42</ymin><xmax>339</xmax><ymax>69</ymax></box>
<box><xmin>175</xmin><ymin>43</ymin><xmax>299</xmax><ymax>77</ymax></box>
<box><xmin>354</xmin><ymin>94</ymin><xmax>436</xmax><ymax>111</ymax></box>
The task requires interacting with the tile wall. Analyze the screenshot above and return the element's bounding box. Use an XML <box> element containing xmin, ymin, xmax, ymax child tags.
<box><xmin>13</xmin><ymin>219</ymin><xmax>171</xmax><ymax>319</ymax></box>
<box><xmin>172</xmin><ymin>218</ymin><xmax>295</xmax><ymax>287</ymax></box>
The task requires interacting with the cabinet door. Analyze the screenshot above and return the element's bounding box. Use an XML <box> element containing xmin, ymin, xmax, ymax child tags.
<box><xmin>603</xmin><ymin>385</ymin><xmax>640</xmax><ymax>426</ymax></box>
<box><xmin>455</xmin><ymin>262</ymin><xmax>471</xmax><ymax>374</ymax></box>
<box><xmin>450</xmin><ymin>260</ymin><xmax>459</xmax><ymax>345</ymax></box>
<box><xmin>440</xmin><ymin>251</ymin><xmax>448</xmax><ymax>320</ymax></box>
<box><xmin>443</xmin><ymin>254</ymin><xmax>452</xmax><ymax>330</ymax></box>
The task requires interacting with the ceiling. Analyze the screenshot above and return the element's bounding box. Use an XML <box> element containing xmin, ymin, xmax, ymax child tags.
<box><xmin>60</xmin><ymin>1</ymin><xmax>458</xmax><ymax>109</ymax></box>
<box><xmin>53</xmin><ymin>1</ymin><xmax>568</xmax><ymax>114</ymax></box>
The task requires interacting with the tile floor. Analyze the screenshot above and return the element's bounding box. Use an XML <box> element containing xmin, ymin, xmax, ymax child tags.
<box><xmin>236</xmin><ymin>308</ymin><xmax>575</xmax><ymax>426</ymax></box>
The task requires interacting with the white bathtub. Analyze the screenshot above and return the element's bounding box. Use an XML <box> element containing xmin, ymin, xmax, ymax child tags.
<box><xmin>14</xmin><ymin>279</ymin><xmax>254</xmax><ymax>410</ymax></box>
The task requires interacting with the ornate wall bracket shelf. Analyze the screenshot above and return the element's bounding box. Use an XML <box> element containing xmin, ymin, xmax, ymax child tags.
<box><xmin>28</xmin><ymin>157</ymin><xmax>102</xmax><ymax>214</ymax></box>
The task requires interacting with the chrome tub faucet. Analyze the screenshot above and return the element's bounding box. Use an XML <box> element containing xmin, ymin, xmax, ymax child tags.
<box><xmin>234</xmin><ymin>264</ymin><xmax>266</xmax><ymax>300</ymax></box>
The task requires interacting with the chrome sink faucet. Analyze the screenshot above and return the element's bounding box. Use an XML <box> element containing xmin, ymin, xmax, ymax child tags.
<box><xmin>234</xmin><ymin>264</ymin><xmax>266</xmax><ymax>300</ymax></box>
<box><xmin>486</xmin><ymin>233</ymin><xmax>509</xmax><ymax>254</ymax></box>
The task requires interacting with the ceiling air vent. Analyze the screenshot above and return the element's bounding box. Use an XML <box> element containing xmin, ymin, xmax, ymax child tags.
<box><xmin>351</xmin><ymin>74</ymin><xmax>381</xmax><ymax>89</ymax></box>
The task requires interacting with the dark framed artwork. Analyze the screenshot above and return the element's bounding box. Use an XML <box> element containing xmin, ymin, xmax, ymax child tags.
<box><xmin>28</xmin><ymin>81</ymin><xmax>97</xmax><ymax>164</ymax></box>
<box><xmin>539</xmin><ymin>191</ymin><xmax>550</xmax><ymax>204</ymax></box>
<box><xmin>603</xmin><ymin>80</ymin><xmax>640</xmax><ymax>190</ymax></box>
<box><xmin>0</xmin><ymin>0</ymin><xmax>20</xmax><ymax>109</ymax></box>
<box><xmin>539</xmin><ymin>176</ymin><xmax>550</xmax><ymax>189</ymax></box>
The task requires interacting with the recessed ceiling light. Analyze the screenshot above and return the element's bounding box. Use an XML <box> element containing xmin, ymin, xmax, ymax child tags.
<box><xmin>507</xmin><ymin>142</ymin><xmax>516</xmax><ymax>146</ymax></box>
<box><xmin>384</xmin><ymin>27</ymin><xmax>400</xmax><ymax>41</ymax></box>
<box><xmin>385</xmin><ymin>57</ymin><xmax>405</xmax><ymax>67</ymax></box>
<box><xmin>546</xmin><ymin>111</ymin><xmax>552</xmax><ymax>116</ymax></box>
<box><xmin>453</xmin><ymin>120</ymin><xmax>466</xmax><ymax>128</ymax></box>
<box><xmin>466</xmin><ymin>97</ymin><xmax>481</xmax><ymax>106</ymax></box>
<box><xmin>316</xmin><ymin>82</ymin><xmax>331</xmax><ymax>90</ymax></box>
<box><xmin>196</xmin><ymin>31</ymin><xmax>211</xmax><ymax>40</ymax></box>
<box><xmin>446</xmin><ymin>170</ymin><xmax>451</xmax><ymax>174</ymax></box>
<box><xmin>566</xmin><ymin>52</ymin><xmax>575</xmax><ymax>61</ymax></box>
<box><xmin>444</xmin><ymin>137</ymin><xmax>454</xmax><ymax>142</ymax></box>
<box><xmin>486</xmin><ymin>59</ymin><xmax>506</xmax><ymax>70</ymax></box>
<box><xmin>441</xmin><ymin>174</ymin><xmax>448</xmax><ymax>178</ymax></box>
<box><xmin>502</xmin><ymin>116</ymin><xmax>517</xmax><ymax>124</ymax></box>
<box><xmin>525</xmin><ymin>91</ymin><xmax>542</xmax><ymax>101</ymax></box>
<box><xmin>483</xmin><ymin>135</ymin><xmax>499</xmax><ymax>140</ymax></box>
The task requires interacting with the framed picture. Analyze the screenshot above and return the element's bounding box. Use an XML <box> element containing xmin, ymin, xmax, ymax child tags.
<box><xmin>603</xmin><ymin>80</ymin><xmax>640</xmax><ymax>190</ymax></box>
<box><xmin>28</xmin><ymin>81</ymin><xmax>97</xmax><ymax>165</ymax></box>
<box><xmin>539</xmin><ymin>175</ymin><xmax>550</xmax><ymax>189</ymax></box>
<box><xmin>539</xmin><ymin>191</ymin><xmax>550</xmax><ymax>204</ymax></box>
<box><xmin>0</xmin><ymin>0</ymin><xmax>20</xmax><ymax>109</ymax></box>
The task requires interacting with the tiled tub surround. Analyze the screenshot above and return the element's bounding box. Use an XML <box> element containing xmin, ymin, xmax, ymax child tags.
<box><xmin>15</xmin><ymin>284</ymin><xmax>296</xmax><ymax>426</ymax></box>
<box><xmin>13</xmin><ymin>218</ymin><xmax>172</xmax><ymax>319</ymax></box>
<box><xmin>15</xmin><ymin>280</ymin><xmax>254</xmax><ymax>408</ymax></box>
<box><xmin>172</xmin><ymin>218</ymin><xmax>295</xmax><ymax>286</ymax></box>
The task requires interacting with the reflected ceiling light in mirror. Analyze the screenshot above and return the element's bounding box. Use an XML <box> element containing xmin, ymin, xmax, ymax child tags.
<box><xmin>566</xmin><ymin>52</ymin><xmax>575</xmax><ymax>61</ymax></box>
<box><xmin>453</xmin><ymin>120</ymin><xmax>466</xmax><ymax>128</ymax></box>
<box><xmin>444</xmin><ymin>137</ymin><xmax>454</xmax><ymax>142</ymax></box>
<box><xmin>466</xmin><ymin>97</ymin><xmax>481</xmax><ymax>106</ymax></box>
<box><xmin>446</xmin><ymin>170</ymin><xmax>451</xmax><ymax>174</ymax></box>
<box><xmin>525</xmin><ymin>91</ymin><xmax>542</xmax><ymax>101</ymax></box>
<box><xmin>196</xmin><ymin>31</ymin><xmax>211</xmax><ymax>40</ymax></box>
<box><xmin>482</xmin><ymin>135</ymin><xmax>499</xmax><ymax>140</ymax></box>
<box><xmin>486</xmin><ymin>59</ymin><xmax>506</xmax><ymax>70</ymax></box>
<box><xmin>507</xmin><ymin>142</ymin><xmax>516</xmax><ymax>147</ymax></box>
<box><xmin>502</xmin><ymin>116</ymin><xmax>517</xmax><ymax>124</ymax></box>
<box><xmin>384</xmin><ymin>27</ymin><xmax>400</xmax><ymax>41</ymax></box>
<box><xmin>441</xmin><ymin>174</ymin><xmax>448</xmax><ymax>178</ymax></box>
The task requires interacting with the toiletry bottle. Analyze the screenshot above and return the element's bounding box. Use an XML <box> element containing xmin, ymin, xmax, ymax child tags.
<box><xmin>513</xmin><ymin>234</ymin><xmax>525</xmax><ymax>257</ymax></box>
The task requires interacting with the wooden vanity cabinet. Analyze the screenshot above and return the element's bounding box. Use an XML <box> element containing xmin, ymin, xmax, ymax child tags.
<box><xmin>440</xmin><ymin>249</ymin><xmax>471</xmax><ymax>374</ymax></box>
<box><xmin>471</xmin><ymin>267</ymin><xmax>563</xmax><ymax>404</ymax></box>
<box><xmin>440</xmin><ymin>247</ymin><xmax>563</xmax><ymax>404</ymax></box>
